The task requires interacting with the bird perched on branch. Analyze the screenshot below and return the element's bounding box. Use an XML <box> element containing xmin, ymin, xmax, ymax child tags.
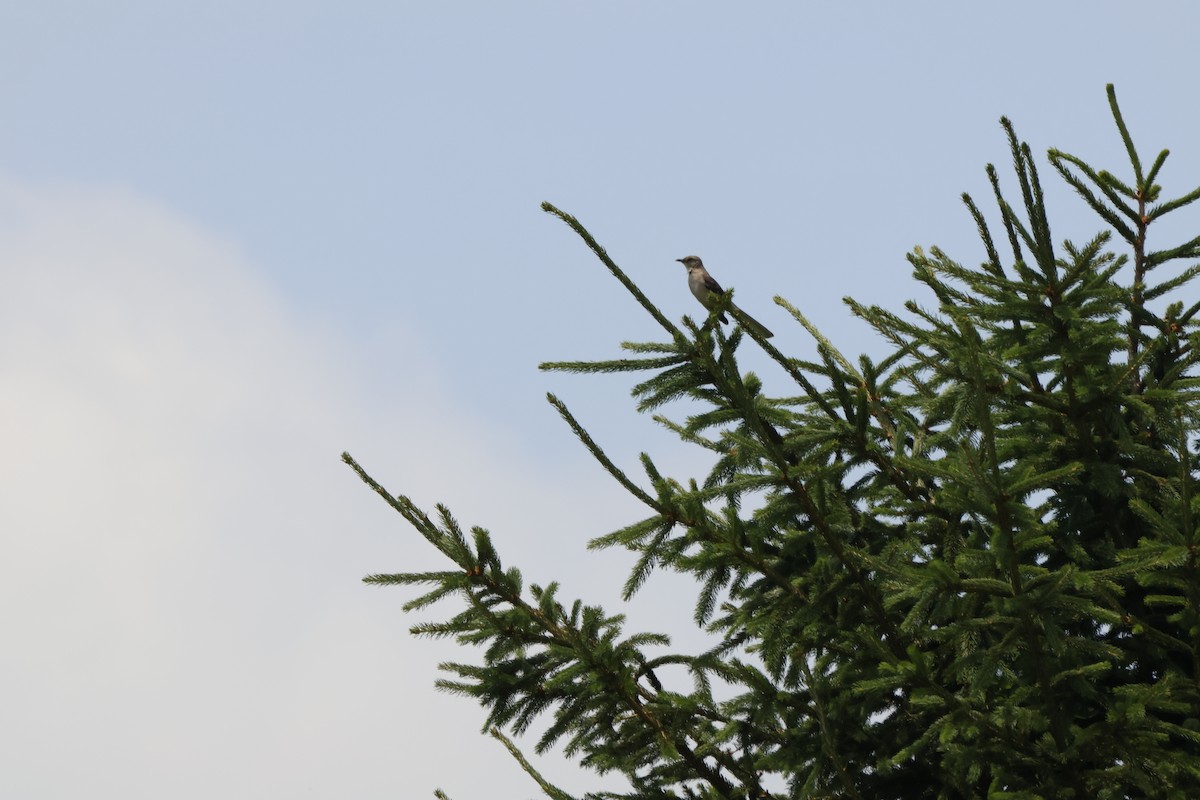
<box><xmin>677</xmin><ymin>255</ymin><xmax>774</xmax><ymax>339</ymax></box>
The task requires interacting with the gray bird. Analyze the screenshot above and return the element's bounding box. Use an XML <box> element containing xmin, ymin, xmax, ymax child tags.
<box><xmin>677</xmin><ymin>256</ymin><xmax>774</xmax><ymax>339</ymax></box>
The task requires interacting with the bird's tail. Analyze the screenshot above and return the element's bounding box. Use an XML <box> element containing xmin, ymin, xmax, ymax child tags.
<box><xmin>732</xmin><ymin>305</ymin><xmax>774</xmax><ymax>339</ymax></box>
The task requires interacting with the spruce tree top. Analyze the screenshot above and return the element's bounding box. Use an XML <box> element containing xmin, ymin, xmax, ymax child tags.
<box><xmin>345</xmin><ymin>85</ymin><xmax>1200</xmax><ymax>800</ymax></box>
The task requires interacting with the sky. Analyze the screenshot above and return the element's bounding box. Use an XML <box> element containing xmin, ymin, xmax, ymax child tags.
<box><xmin>4</xmin><ymin>2</ymin><xmax>1200</xmax><ymax>797</ymax></box>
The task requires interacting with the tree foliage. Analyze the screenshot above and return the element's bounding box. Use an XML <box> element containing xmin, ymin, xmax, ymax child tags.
<box><xmin>344</xmin><ymin>86</ymin><xmax>1200</xmax><ymax>799</ymax></box>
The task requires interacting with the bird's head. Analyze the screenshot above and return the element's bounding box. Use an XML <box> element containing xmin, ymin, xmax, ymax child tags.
<box><xmin>677</xmin><ymin>255</ymin><xmax>703</xmax><ymax>271</ymax></box>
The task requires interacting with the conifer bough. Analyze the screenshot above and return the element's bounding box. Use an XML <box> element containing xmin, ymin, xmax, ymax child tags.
<box><xmin>345</xmin><ymin>85</ymin><xmax>1200</xmax><ymax>799</ymax></box>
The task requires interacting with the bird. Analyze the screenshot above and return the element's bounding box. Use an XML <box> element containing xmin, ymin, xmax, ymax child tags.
<box><xmin>676</xmin><ymin>255</ymin><xmax>774</xmax><ymax>339</ymax></box>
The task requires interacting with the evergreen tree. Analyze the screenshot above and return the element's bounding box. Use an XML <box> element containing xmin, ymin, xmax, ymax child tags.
<box><xmin>344</xmin><ymin>86</ymin><xmax>1200</xmax><ymax>799</ymax></box>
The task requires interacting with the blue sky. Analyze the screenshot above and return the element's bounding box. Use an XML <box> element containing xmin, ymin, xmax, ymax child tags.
<box><xmin>4</xmin><ymin>2</ymin><xmax>1200</xmax><ymax>797</ymax></box>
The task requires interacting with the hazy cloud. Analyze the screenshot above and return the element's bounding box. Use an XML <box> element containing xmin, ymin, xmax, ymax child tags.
<box><xmin>0</xmin><ymin>177</ymin><xmax>632</xmax><ymax>797</ymax></box>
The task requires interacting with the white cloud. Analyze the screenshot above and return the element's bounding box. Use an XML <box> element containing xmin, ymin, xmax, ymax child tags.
<box><xmin>0</xmin><ymin>177</ymin><xmax>638</xmax><ymax>798</ymax></box>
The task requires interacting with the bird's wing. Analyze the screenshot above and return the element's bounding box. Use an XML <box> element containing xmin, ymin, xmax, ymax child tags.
<box><xmin>702</xmin><ymin>273</ymin><xmax>725</xmax><ymax>295</ymax></box>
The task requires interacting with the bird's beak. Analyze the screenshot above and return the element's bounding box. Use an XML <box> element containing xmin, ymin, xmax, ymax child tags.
<box><xmin>675</xmin><ymin>258</ymin><xmax>685</xmax><ymax>264</ymax></box>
